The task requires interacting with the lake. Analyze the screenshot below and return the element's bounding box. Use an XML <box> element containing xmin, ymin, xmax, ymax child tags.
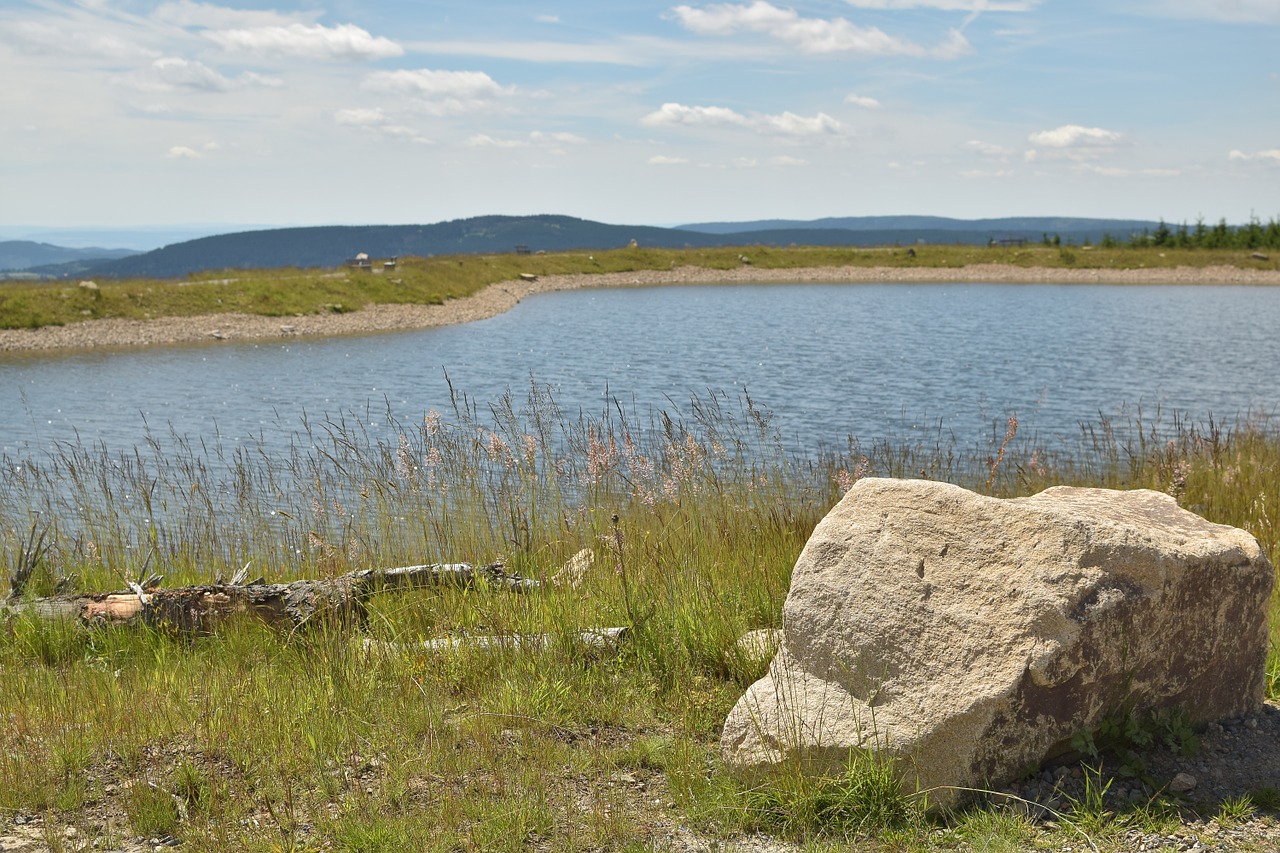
<box><xmin>2</xmin><ymin>282</ymin><xmax>1278</xmax><ymax>465</ymax></box>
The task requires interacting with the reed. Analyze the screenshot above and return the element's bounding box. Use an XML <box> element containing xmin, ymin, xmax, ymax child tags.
<box><xmin>1</xmin><ymin>383</ymin><xmax>1277</xmax><ymax>851</ymax></box>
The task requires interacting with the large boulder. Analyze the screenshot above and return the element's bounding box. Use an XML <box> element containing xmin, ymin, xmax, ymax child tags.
<box><xmin>721</xmin><ymin>479</ymin><xmax>1273</xmax><ymax>804</ymax></box>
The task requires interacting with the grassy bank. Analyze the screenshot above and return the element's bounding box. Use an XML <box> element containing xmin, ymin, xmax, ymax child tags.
<box><xmin>2</xmin><ymin>244</ymin><xmax>1276</xmax><ymax>331</ymax></box>
<box><xmin>1</xmin><ymin>388</ymin><xmax>1278</xmax><ymax>851</ymax></box>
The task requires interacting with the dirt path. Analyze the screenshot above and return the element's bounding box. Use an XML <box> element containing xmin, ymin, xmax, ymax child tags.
<box><xmin>3</xmin><ymin>264</ymin><xmax>1278</xmax><ymax>354</ymax></box>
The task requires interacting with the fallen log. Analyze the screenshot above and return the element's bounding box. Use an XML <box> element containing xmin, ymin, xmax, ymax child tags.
<box><xmin>2</xmin><ymin>562</ymin><xmax>536</xmax><ymax>633</ymax></box>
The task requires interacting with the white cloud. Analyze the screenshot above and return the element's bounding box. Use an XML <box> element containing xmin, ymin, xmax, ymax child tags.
<box><xmin>403</xmin><ymin>39</ymin><xmax>652</xmax><ymax>65</ymax></box>
<box><xmin>769</xmin><ymin>155</ymin><xmax>808</xmax><ymax>166</ymax></box>
<box><xmin>529</xmin><ymin>131</ymin><xmax>588</xmax><ymax>144</ymax></box>
<box><xmin>153</xmin><ymin>1</ymin><xmax>314</xmax><ymax>30</ymax></box>
<box><xmin>466</xmin><ymin>134</ymin><xmax>529</xmax><ymax>148</ymax></box>
<box><xmin>334</xmin><ymin>107</ymin><xmax>387</xmax><ymax>126</ymax></box>
<box><xmin>363</xmin><ymin>69</ymin><xmax>511</xmax><ymax>99</ymax></box>
<box><xmin>960</xmin><ymin>168</ymin><xmax>1014</xmax><ymax>177</ymax></box>
<box><xmin>148</xmin><ymin>57</ymin><xmax>281</xmax><ymax>92</ymax></box>
<box><xmin>642</xmin><ymin>102</ymin><xmax>749</xmax><ymax>127</ymax></box>
<box><xmin>758</xmin><ymin>111</ymin><xmax>842</xmax><ymax>134</ymax></box>
<box><xmin>466</xmin><ymin>131</ymin><xmax>588</xmax><ymax>148</ymax></box>
<box><xmin>648</xmin><ymin>155</ymin><xmax>691</xmax><ymax>165</ymax></box>
<box><xmin>1229</xmin><ymin>148</ymin><xmax>1280</xmax><ymax>163</ymax></box>
<box><xmin>844</xmin><ymin>0</ymin><xmax>1038</xmax><ymax>10</ymax></box>
<box><xmin>642</xmin><ymin>102</ymin><xmax>843</xmax><ymax>136</ymax></box>
<box><xmin>844</xmin><ymin>93</ymin><xmax>881</xmax><ymax>109</ymax></box>
<box><xmin>671</xmin><ymin>1</ymin><xmax>972</xmax><ymax>58</ymax></box>
<box><xmin>1077</xmin><ymin>164</ymin><xmax>1181</xmax><ymax>178</ymax></box>
<box><xmin>1028</xmin><ymin>124</ymin><xmax>1122</xmax><ymax>147</ymax></box>
<box><xmin>965</xmin><ymin>139</ymin><xmax>1013</xmax><ymax>156</ymax></box>
<box><xmin>361</xmin><ymin>69</ymin><xmax>516</xmax><ymax>116</ymax></box>
<box><xmin>379</xmin><ymin>125</ymin><xmax>430</xmax><ymax>141</ymax></box>
<box><xmin>535</xmin><ymin>14</ymin><xmax>561</xmax><ymax>24</ymax></box>
<box><xmin>333</xmin><ymin>107</ymin><xmax>431</xmax><ymax>143</ymax></box>
<box><xmin>165</xmin><ymin>145</ymin><xmax>203</xmax><ymax>159</ymax></box>
<box><xmin>3</xmin><ymin>21</ymin><xmax>157</xmax><ymax>59</ymax></box>
<box><xmin>205</xmin><ymin>23</ymin><xmax>403</xmax><ymax>61</ymax></box>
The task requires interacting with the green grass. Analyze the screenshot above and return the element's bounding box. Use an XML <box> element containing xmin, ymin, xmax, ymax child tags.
<box><xmin>2</xmin><ymin>243</ymin><xmax>1276</xmax><ymax>331</ymax></box>
<box><xmin>1</xmin><ymin>385</ymin><xmax>1278</xmax><ymax>851</ymax></box>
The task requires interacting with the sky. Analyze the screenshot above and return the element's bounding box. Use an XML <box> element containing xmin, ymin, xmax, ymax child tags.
<box><xmin>1</xmin><ymin>0</ymin><xmax>1277</xmax><ymax>237</ymax></box>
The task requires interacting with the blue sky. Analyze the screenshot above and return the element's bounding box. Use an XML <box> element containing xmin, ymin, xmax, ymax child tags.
<box><xmin>1</xmin><ymin>0</ymin><xmax>1276</xmax><ymax>233</ymax></box>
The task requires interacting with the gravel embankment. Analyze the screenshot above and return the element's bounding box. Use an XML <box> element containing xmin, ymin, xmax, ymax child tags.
<box><xmin>3</xmin><ymin>264</ymin><xmax>1278</xmax><ymax>354</ymax></box>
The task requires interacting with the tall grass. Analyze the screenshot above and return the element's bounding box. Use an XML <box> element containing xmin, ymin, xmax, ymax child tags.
<box><xmin>3</xmin><ymin>242</ymin><xmax>1275</xmax><ymax>331</ymax></box>
<box><xmin>1</xmin><ymin>384</ymin><xmax>1277</xmax><ymax>850</ymax></box>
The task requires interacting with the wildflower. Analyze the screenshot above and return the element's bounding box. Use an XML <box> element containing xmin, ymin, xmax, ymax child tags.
<box><xmin>396</xmin><ymin>433</ymin><xmax>415</xmax><ymax>482</ymax></box>
<box><xmin>586</xmin><ymin>426</ymin><xmax>619</xmax><ymax>484</ymax></box>
<box><xmin>835</xmin><ymin>455</ymin><xmax>870</xmax><ymax>493</ymax></box>
<box><xmin>854</xmin><ymin>454</ymin><xmax>871</xmax><ymax>480</ymax></box>
<box><xmin>622</xmin><ymin>432</ymin><xmax>658</xmax><ymax>507</ymax></box>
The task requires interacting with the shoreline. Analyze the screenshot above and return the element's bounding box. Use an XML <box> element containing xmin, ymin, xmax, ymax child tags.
<box><xmin>2</xmin><ymin>263</ymin><xmax>1278</xmax><ymax>353</ymax></box>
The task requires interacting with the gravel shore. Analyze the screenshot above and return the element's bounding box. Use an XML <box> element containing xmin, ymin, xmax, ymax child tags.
<box><xmin>2</xmin><ymin>263</ymin><xmax>1278</xmax><ymax>354</ymax></box>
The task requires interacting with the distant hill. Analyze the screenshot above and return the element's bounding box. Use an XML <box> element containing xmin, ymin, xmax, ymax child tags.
<box><xmin>679</xmin><ymin>215</ymin><xmax>1162</xmax><ymax>242</ymax></box>
<box><xmin>0</xmin><ymin>240</ymin><xmax>137</xmax><ymax>273</ymax></box>
<box><xmin>84</xmin><ymin>214</ymin><xmax>1171</xmax><ymax>279</ymax></box>
<box><xmin>2</xmin><ymin>225</ymin><xmax>265</xmax><ymax>252</ymax></box>
<box><xmin>87</xmin><ymin>216</ymin><xmax>735</xmax><ymax>279</ymax></box>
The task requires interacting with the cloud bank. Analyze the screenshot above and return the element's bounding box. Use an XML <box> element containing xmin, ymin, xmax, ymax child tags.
<box><xmin>671</xmin><ymin>1</ymin><xmax>972</xmax><ymax>58</ymax></box>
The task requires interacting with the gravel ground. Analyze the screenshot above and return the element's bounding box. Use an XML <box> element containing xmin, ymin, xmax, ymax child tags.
<box><xmin>3</xmin><ymin>264</ymin><xmax>1278</xmax><ymax>354</ymax></box>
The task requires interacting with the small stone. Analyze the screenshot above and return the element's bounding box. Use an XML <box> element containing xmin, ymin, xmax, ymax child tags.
<box><xmin>1169</xmin><ymin>772</ymin><xmax>1197</xmax><ymax>793</ymax></box>
<box><xmin>735</xmin><ymin>629</ymin><xmax>781</xmax><ymax>664</ymax></box>
<box><xmin>65</xmin><ymin>826</ymin><xmax>78</xmax><ymax>838</ymax></box>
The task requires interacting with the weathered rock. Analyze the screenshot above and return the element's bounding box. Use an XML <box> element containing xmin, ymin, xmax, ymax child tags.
<box><xmin>721</xmin><ymin>479</ymin><xmax>1273</xmax><ymax>806</ymax></box>
<box><xmin>736</xmin><ymin>629</ymin><xmax>782</xmax><ymax>666</ymax></box>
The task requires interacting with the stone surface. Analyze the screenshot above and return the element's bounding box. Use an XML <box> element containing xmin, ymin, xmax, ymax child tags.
<box><xmin>721</xmin><ymin>478</ymin><xmax>1273</xmax><ymax>805</ymax></box>
<box><xmin>735</xmin><ymin>629</ymin><xmax>782</xmax><ymax>666</ymax></box>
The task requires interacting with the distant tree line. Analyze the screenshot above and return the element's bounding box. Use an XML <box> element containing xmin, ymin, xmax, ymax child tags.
<box><xmin>1041</xmin><ymin>216</ymin><xmax>1280</xmax><ymax>251</ymax></box>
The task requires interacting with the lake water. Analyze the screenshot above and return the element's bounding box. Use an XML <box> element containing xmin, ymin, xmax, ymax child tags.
<box><xmin>2</xmin><ymin>282</ymin><xmax>1279</xmax><ymax>464</ymax></box>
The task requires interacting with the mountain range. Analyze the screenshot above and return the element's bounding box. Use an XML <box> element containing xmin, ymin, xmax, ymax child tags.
<box><xmin>6</xmin><ymin>215</ymin><xmax>1167</xmax><ymax>280</ymax></box>
<box><xmin>0</xmin><ymin>241</ymin><xmax>138</xmax><ymax>277</ymax></box>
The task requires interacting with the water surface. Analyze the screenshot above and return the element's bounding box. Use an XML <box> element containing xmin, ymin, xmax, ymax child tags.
<box><xmin>3</xmin><ymin>282</ymin><xmax>1277</xmax><ymax>461</ymax></box>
